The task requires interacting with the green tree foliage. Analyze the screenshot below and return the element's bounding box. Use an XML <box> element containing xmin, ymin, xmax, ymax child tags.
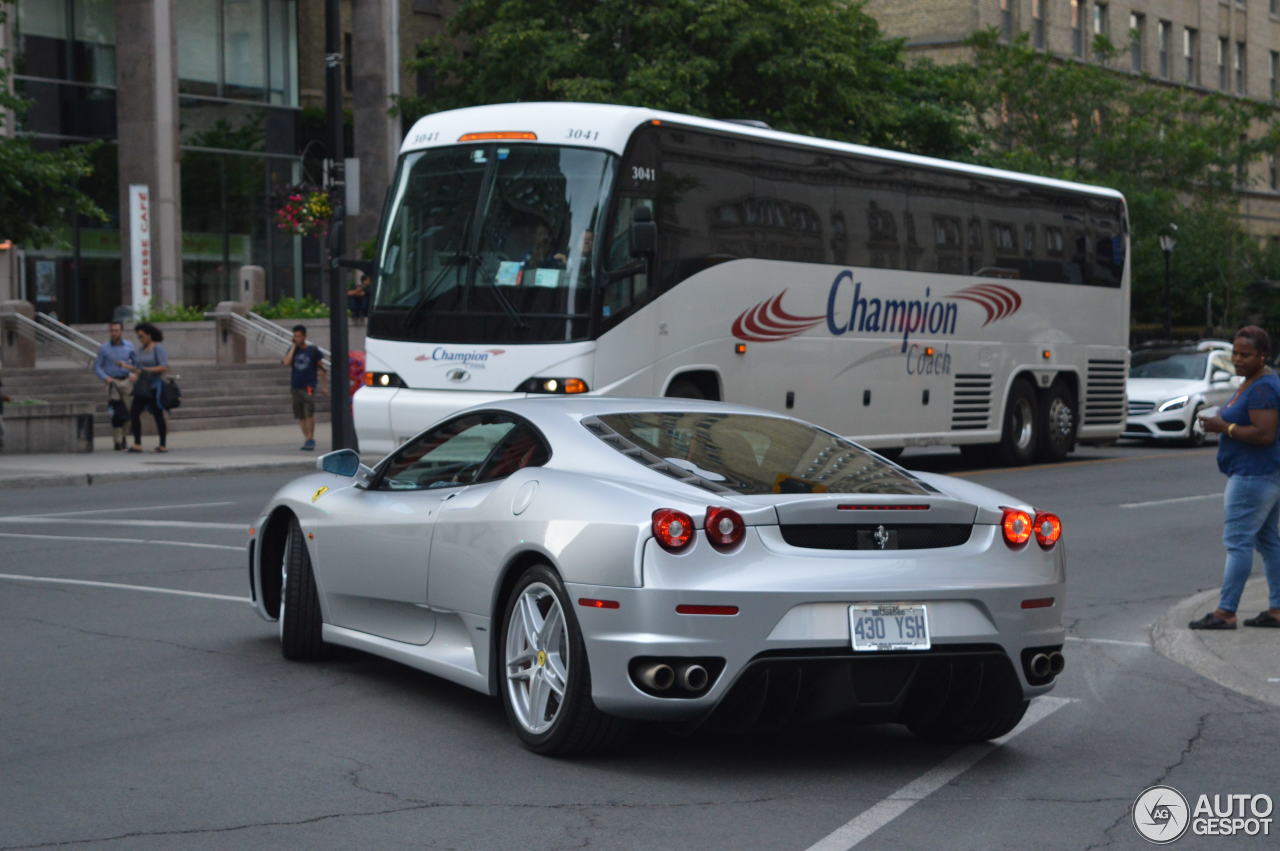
<box><xmin>0</xmin><ymin>2</ymin><xmax>106</xmax><ymax>247</ymax></box>
<box><xmin>961</xmin><ymin>30</ymin><xmax>1280</xmax><ymax>330</ymax></box>
<box><xmin>399</xmin><ymin>0</ymin><xmax>975</xmax><ymax>158</ymax></box>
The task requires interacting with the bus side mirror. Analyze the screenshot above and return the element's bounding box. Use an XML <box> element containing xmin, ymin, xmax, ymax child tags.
<box><xmin>630</xmin><ymin>206</ymin><xmax>656</xmax><ymax>258</ymax></box>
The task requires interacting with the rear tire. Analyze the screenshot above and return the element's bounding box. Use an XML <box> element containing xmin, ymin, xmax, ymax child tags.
<box><xmin>280</xmin><ymin>516</ymin><xmax>329</xmax><ymax>661</ymax></box>
<box><xmin>904</xmin><ymin>658</ymin><xmax>1029</xmax><ymax>743</ymax></box>
<box><xmin>993</xmin><ymin>378</ymin><xmax>1038</xmax><ymax>467</ymax></box>
<box><xmin>499</xmin><ymin>565</ymin><xmax>631</xmax><ymax>755</ymax></box>
<box><xmin>1036</xmin><ymin>381</ymin><xmax>1076</xmax><ymax>462</ymax></box>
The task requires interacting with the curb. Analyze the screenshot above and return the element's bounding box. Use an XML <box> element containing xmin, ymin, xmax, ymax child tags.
<box><xmin>1151</xmin><ymin>582</ymin><xmax>1280</xmax><ymax>709</ymax></box>
<box><xmin>0</xmin><ymin>459</ymin><xmax>319</xmax><ymax>490</ymax></box>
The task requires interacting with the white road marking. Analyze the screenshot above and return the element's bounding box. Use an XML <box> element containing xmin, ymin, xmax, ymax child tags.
<box><xmin>2</xmin><ymin>501</ymin><xmax>237</xmax><ymax>519</ymax></box>
<box><xmin>0</xmin><ymin>532</ymin><xmax>242</xmax><ymax>551</ymax></box>
<box><xmin>804</xmin><ymin>696</ymin><xmax>1073</xmax><ymax>851</ymax></box>
<box><xmin>1066</xmin><ymin>635</ymin><xmax>1150</xmax><ymax>648</ymax></box>
<box><xmin>1119</xmin><ymin>493</ymin><xmax>1220</xmax><ymax>509</ymax></box>
<box><xmin>0</xmin><ymin>517</ymin><xmax>245</xmax><ymax>530</ymax></box>
<box><xmin>0</xmin><ymin>573</ymin><xmax>249</xmax><ymax>603</ymax></box>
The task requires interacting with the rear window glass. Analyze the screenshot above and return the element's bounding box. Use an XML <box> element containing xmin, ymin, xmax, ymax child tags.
<box><xmin>584</xmin><ymin>412</ymin><xmax>931</xmax><ymax>495</ymax></box>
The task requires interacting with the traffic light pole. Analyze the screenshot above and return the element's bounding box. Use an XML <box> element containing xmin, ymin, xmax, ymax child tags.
<box><xmin>325</xmin><ymin>0</ymin><xmax>355</xmax><ymax>451</ymax></box>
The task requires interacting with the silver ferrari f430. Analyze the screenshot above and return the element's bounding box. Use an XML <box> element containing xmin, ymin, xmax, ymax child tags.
<box><xmin>247</xmin><ymin>397</ymin><xmax>1065</xmax><ymax>754</ymax></box>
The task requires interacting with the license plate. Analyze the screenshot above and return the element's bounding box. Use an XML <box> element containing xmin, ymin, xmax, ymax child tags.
<box><xmin>849</xmin><ymin>604</ymin><xmax>930</xmax><ymax>651</ymax></box>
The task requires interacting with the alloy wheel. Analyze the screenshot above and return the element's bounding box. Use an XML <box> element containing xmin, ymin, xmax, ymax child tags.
<box><xmin>504</xmin><ymin>582</ymin><xmax>569</xmax><ymax>735</ymax></box>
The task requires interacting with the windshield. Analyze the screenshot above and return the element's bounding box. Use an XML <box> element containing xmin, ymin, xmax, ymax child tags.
<box><xmin>370</xmin><ymin>144</ymin><xmax>614</xmax><ymax>344</ymax></box>
<box><xmin>586</xmin><ymin>412</ymin><xmax>932</xmax><ymax>496</ymax></box>
<box><xmin>1130</xmin><ymin>350</ymin><xmax>1208</xmax><ymax>380</ymax></box>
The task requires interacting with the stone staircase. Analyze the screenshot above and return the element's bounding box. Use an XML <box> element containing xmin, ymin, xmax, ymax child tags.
<box><xmin>2</xmin><ymin>363</ymin><xmax>333</xmax><ymax>437</ymax></box>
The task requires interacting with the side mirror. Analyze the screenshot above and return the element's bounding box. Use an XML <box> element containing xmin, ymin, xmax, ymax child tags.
<box><xmin>629</xmin><ymin>205</ymin><xmax>656</xmax><ymax>258</ymax></box>
<box><xmin>1211</xmin><ymin>369</ymin><xmax>1232</xmax><ymax>384</ymax></box>
<box><xmin>318</xmin><ymin>448</ymin><xmax>361</xmax><ymax>477</ymax></box>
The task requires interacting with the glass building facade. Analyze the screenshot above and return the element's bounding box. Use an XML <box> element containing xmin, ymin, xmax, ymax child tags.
<box><xmin>12</xmin><ymin>0</ymin><xmax>310</xmax><ymax>322</ymax></box>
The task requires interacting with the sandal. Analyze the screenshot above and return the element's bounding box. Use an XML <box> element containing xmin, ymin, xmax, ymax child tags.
<box><xmin>1243</xmin><ymin>611</ymin><xmax>1280</xmax><ymax>628</ymax></box>
<box><xmin>126</xmin><ymin>446</ymin><xmax>143</xmax><ymax>453</ymax></box>
<box><xmin>1188</xmin><ymin>612</ymin><xmax>1236</xmax><ymax>630</ymax></box>
<box><xmin>153</xmin><ymin>446</ymin><xmax>168</xmax><ymax>453</ymax></box>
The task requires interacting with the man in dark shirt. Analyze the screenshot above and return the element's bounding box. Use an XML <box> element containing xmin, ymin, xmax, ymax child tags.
<box><xmin>282</xmin><ymin>325</ymin><xmax>327</xmax><ymax>450</ymax></box>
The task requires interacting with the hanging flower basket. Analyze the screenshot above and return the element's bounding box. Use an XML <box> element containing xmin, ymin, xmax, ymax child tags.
<box><xmin>274</xmin><ymin>186</ymin><xmax>333</xmax><ymax>238</ymax></box>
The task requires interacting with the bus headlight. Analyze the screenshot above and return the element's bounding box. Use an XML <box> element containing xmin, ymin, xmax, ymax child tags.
<box><xmin>1157</xmin><ymin>395</ymin><xmax>1189</xmax><ymax>412</ymax></box>
<box><xmin>364</xmin><ymin>371</ymin><xmax>407</xmax><ymax>388</ymax></box>
<box><xmin>516</xmin><ymin>377</ymin><xmax>589</xmax><ymax>394</ymax></box>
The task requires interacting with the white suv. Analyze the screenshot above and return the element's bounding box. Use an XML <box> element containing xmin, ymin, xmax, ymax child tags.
<box><xmin>1125</xmin><ymin>343</ymin><xmax>1239</xmax><ymax>446</ymax></box>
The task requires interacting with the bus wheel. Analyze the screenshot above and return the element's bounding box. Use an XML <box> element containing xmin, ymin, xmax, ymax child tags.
<box><xmin>1036</xmin><ymin>382</ymin><xmax>1076</xmax><ymax>462</ymax></box>
<box><xmin>666</xmin><ymin>378</ymin><xmax>706</xmax><ymax>399</ymax></box>
<box><xmin>994</xmin><ymin>378</ymin><xmax>1038</xmax><ymax>466</ymax></box>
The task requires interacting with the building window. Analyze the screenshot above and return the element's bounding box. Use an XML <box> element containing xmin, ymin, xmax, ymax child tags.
<box><xmin>1271</xmin><ymin>155</ymin><xmax>1278</xmax><ymax>191</ymax></box>
<box><xmin>1158</xmin><ymin>21</ymin><xmax>1171</xmax><ymax>79</ymax></box>
<box><xmin>1032</xmin><ymin>0</ymin><xmax>1045</xmax><ymax>49</ymax></box>
<box><xmin>176</xmin><ymin>0</ymin><xmax>298</xmax><ymax>106</ymax></box>
<box><xmin>1236</xmin><ymin>42</ymin><xmax>1247</xmax><ymax>93</ymax></box>
<box><xmin>1219</xmin><ymin>37</ymin><xmax>1230</xmax><ymax>90</ymax></box>
<box><xmin>1271</xmin><ymin>50</ymin><xmax>1279</xmax><ymax>97</ymax></box>
<box><xmin>1184</xmin><ymin>28</ymin><xmax>1199</xmax><ymax>84</ymax></box>
<box><xmin>1000</xmin><ymin>0</ymin><xmax>1012</xmax><ymax>40</ymax></box>
<box><xmin>1093</xmin><ymin>3</ymin><xmax>1108</xmax><ymax>40</ymax></box>
<box><xmin>1130</xmin><ymin>13</ymin><xmax>1145</xmax><ymax>73</ymax></box>
<box><xmin>1072</xmin><ymin>0</ymin><xmax>1084</xmax><ymax>58</ymax></box>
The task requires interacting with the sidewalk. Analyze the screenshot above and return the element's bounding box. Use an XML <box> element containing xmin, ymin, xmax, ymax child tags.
<box><xmin>0</xmin><ymin>423</ymin><xmax>363</xmax><ymax>488</ymax></box>
<box><xmin>1152</xmin><ymin>577</ymin><xmax>1280</xmax><ymax>709</ymax></box>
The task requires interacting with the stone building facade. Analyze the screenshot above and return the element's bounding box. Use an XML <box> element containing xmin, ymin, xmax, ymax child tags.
<box><xmin>865</xmin><ymin>0</ymin><xmax>1280</xmax><ymax>240</ymax></box>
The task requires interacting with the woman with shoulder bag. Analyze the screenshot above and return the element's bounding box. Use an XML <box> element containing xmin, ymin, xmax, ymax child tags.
<box><xmin>120</xmin><ymin>322</ymin><xmax>171</xmax><ymax>453</ymax></box>
<box><xmin>1191</xmin><ymin>325</ymin><xmax>1280</xmax><ymax>629</ymax></box>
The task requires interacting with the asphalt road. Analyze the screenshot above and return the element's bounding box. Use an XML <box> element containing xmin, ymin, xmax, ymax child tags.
<box><xmin>1</xmin><ymin>444</ymin><xmax>1276</xmax><ymax>850</ymax></box>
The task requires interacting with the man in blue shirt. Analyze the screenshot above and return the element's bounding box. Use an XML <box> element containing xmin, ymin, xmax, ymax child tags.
<box><xmin>282</xmin><ymin>325</ymin><xmax>327</xmax><ymax>450</ymax></box>
<box><xmin>94</xmin><ymin>321</ymin><xmax>136</xmax><ymax>450</ymax></box>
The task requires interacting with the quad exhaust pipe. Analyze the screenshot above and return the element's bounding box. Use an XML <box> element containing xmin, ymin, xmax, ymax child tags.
<box><xmin>678</xmin><ymin>663</ymin><xmax>709</xmax><ymax>692</ymax></box>
<box><xmin>632</xmin><ymin>660</ymin><xmax>719</xmax><ymax>695</ymax></box>
<box><xmin>636</xmin><ymin>662</ymin><xmax>676</xmax><ymax>691</ymax></box>
<box><xmin>1024</xmin><ymin>649</ymin><xmax>1066</xmax><ymax>682</ymax></box>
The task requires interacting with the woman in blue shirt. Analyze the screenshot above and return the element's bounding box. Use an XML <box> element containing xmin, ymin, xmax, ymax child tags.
<box><xmin>120</xmin><ymin>322</ymin><xmax>171</xmax><ymax>453</ymax></box>
<box><xmin>1191</xmin><ymin>326</ymin><xmax>1280</xmax><ymax>629</ymax></box>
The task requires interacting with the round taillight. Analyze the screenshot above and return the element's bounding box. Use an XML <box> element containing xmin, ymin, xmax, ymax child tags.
<box><xmin>704</xmin><ymin>506</ymin><xmax>745</xmax><ymax>550</ymax></box>
<box><xmin>1001</xmin><ymin>507</ymin><xmax>1033</xmax><ymax>548</ymax></box>
<box><xmin>1034</xmin><ymin>511</ymin><xmax>1062</xmax><ymax>549</ymax></box>
<box><xmin>652</xmin><ymin>508</ymin><xmax>695</xmax><ymax>552</ymax></box>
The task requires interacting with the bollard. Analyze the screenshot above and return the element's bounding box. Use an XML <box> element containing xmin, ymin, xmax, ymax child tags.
<box><xmin>0</xmin><ymin>300</ymin><xmax>37</xmax><ymax>368</ymax></box>
<box><xmin>214</xmin><ymin>300</ymin><xmax>248</xmax><ymax>365</ymax></box>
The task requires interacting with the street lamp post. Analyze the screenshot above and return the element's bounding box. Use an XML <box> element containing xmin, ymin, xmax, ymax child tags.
<box><xmin>1158</xmin><ymin>224</ymin><xmax>1178</xmax><ymax>340</ymax></box>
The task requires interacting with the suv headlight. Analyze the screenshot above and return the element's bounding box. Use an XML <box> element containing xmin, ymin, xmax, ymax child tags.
<box><xmin>1157</xmin><ymin>395</ymin><xmax>1190</xmax><ymax>412</ymax></box>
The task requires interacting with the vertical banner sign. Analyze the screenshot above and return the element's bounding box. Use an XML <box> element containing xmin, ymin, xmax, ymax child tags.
<box><xmin>129</xmin><ymin>184</ymin><xmax>152</xmax><ymax>311</ymax></box>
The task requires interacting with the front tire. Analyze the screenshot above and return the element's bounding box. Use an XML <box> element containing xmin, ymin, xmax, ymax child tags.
<box><xmin>499</xmin><ymin>565</ymin><xmax>631</xmax><ymax>755</ymax></box>
<box><xmin>280</xmin><ymin>516</ymin><xmax>329</xmax><ymax>661</ymax></box>
<box><xmin>1185</xmin><ymin>403</ymin><xmax>1207</xmax><ymax>447</ymax></box>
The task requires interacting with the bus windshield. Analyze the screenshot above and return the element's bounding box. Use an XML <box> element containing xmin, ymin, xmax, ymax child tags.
<box><xmin>370</xmin><ymin>144</ymin><xmax>614</xmax><ymax>344</ymax></box>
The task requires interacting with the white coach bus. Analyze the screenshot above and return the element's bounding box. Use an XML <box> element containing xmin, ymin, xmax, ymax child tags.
<box><xmin>355</xmin><ymin>102</ymin><xmax>1129</xmax><ymax>464</ymax></box>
